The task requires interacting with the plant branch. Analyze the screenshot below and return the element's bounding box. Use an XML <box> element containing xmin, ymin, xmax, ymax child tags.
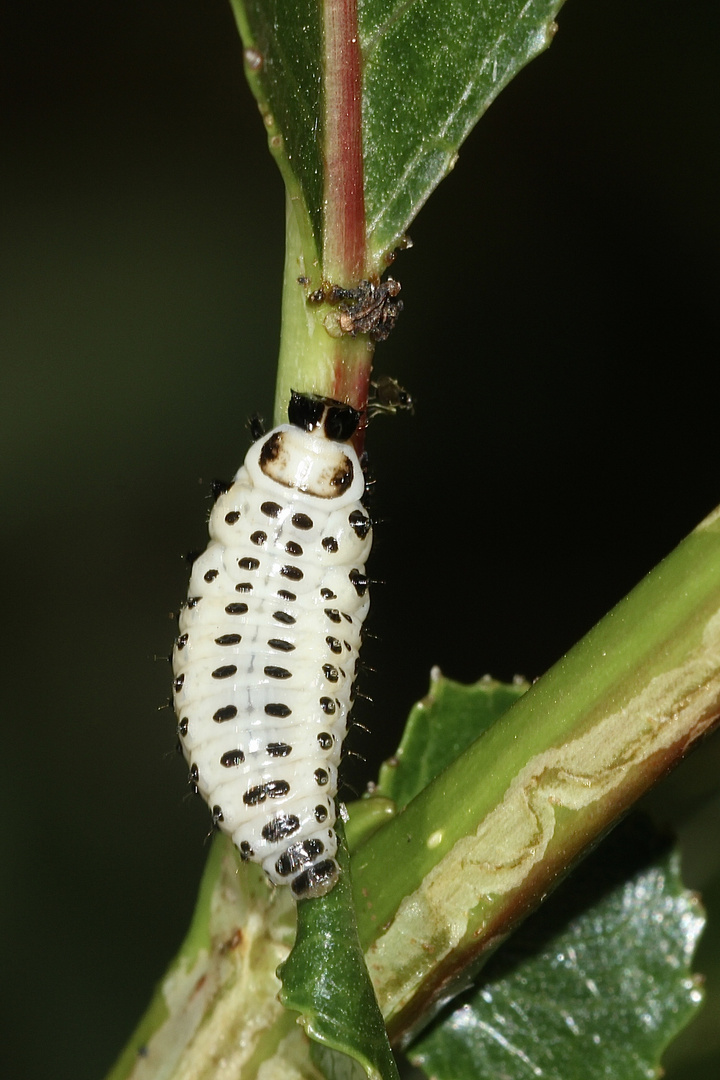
<box><xmin>350</xmin><ymin>506</ymin><xmax>720</xmax><ymax>1045</ymax></box>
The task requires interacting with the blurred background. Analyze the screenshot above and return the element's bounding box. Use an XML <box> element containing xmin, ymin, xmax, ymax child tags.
<box><xmin>2</xmin><ymin>1</ymin><xmax>719</xmax><ymax>1076</ymax></box>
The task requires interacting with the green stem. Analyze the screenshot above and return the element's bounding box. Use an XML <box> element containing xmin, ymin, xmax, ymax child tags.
<box><xmin>351</xmin><ymin>506</ymin><xmax>720</xmax><ymax>1044</ymax></box>
<box><xmin>273</xmin><ymin>193</ymin><xmax>374</xmax><ymax>427</ymax></box>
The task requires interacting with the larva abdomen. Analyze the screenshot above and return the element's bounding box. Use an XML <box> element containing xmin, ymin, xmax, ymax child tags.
<box><xmin>172</xmin><ymin>393</ymin><xmax>371</xmax><ymax>899</ymax></box>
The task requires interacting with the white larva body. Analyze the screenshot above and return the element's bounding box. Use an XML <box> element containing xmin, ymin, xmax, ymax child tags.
<box><xmin>172</xmin><ymin>397</ymin><xmax>371</xmax><ymax>899</ymax></box>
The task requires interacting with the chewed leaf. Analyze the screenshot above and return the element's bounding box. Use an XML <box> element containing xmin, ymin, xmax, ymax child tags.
<box><xmin>376</xmin><ymin>669</ymin><xmax>529</xmax><ymax>809</ymax></box>
<box><xmin>410</xmin><ymin>824</ymin><xmax>705</xmax><ymax>1080</ymax></box>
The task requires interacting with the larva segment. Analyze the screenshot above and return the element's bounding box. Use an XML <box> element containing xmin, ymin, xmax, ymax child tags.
<box><xmin>172</xmin><ymin>395</ymin><xmax>371</xmax><ymax>899</ymax></box>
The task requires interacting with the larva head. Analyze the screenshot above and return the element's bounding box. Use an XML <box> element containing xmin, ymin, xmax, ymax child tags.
<box><xmin>245</xmin><ymin>393</ymin><xmax>365</xmax><ymax>503</ymax></box>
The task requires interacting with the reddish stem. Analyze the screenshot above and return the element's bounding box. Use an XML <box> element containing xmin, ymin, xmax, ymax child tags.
<box><xmin>332</xmin><ymin>349</ymin><xmax>372</xmax><ymax>452</ymax></box>
<box><xmin>323</xmin><ymin>0</ymin><xmax>366</xmax><ymax>285</ymax></box>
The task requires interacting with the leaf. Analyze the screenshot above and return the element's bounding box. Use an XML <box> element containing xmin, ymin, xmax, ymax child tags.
<box><xmin>229</xmin><ymin>0</ymin><xmax>565</xmax><ymax>273</ymax></box>
<box><xmin>361</xmin><ymin>0</ymin><xmax>565</xmax><ymax>261</ymax></box>
<box><xmin>410</xmin><ymin>820</ymin><xmax>705</xmax><ymax>1080</ymax></box>
<box><xmin>280</xmin><ymin>818</ymin><xmax>401</xmax><ymax>1080</ymax></box>
<box><xmin>375</xmin><ymin>668</ymin><xmax>529</xmax><ymax>809</ymax></box>
<box><xmin>228</xmin><ymin>0</ymin><xmax>323</xmax><ymax>258</ymax></box>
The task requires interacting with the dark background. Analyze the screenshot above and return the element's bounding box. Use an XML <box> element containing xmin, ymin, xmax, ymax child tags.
<box><xmin>2</xmin><ymin>1</ymin><xmax>719</xmax><ymax>1077</ymax></box>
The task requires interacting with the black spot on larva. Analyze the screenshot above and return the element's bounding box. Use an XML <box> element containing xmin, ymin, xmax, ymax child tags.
<box><xmin>273</xmin><ymin>611</ymin><xmax>296</xmax><ymax>625</ymax></box>
<box><xmin>317</xmin><ymin>732</ymin><xmax>333</xmax><ymax>750</ymax></box>
<box><xmin>315</xmin><ymin>768</ymin><xmax>329</xmax><ymax>786</ymax></box>
<box><xmin>266</xmin><ymin>742</ymin><xmax>292</xmax><ymax>757</ymax></box>
<box><xmin>224</xmin><ymin>510</ymin><xmax>240</xmax><ymax>525</ymax></box>
<box><xmin>178</xmin><ymin>717</ymin><xmax>188</xmax><ymax>737</ymax></box>
<box><xmin>292</xmin><ymin>859</ymin><xmax>337</xmax><ymax>898</ymax></box>
<box><xmin>267</xmin><ymin>638</ymin><xmax>295</xmax><ymax>652</ymax></box>
<box><xmin>262</xmin><ymin>813</ymin><xmax>301</xmax><ymax>842</ymax></box>
<box><xmin>322</xmin><ymin>536</ymin><xmax>339</xmax><ymax>553</ymax></box>
<box><xmin>212</xmin><ymin>805</ymin><xmax>224</xmax><ymax>825</ymax></box>
<box><xmin>265</xmin><ymin>702</ymin><xmax>292</xmax><ymax>717</ymax></box>
<box><xmin>250</xmin><ymin>530</ymin><xmax>267</xmax><ymax>546</ymax></box>
<box><xmin>342</xmin><ymin>612</ymin><xmax>353</xmax><ymax>623</ymax></box>
<box><xmin>189</xmin><ymin>763</ymin><xmax>199</xmax><ymax>785</ymax></box>
<box><xmin>349</xmin><ymin>569</ymin><xmax>368</xmax><ymax>596</ymax></box>
<box><xmin>238</xmin><ymin>556</ymin><xmax>260</xmax><ymax>570</ymax></box>
<box><xmin>277</xmin><ymin>589</ymin><xmax>296</xmax><ymax>602</ymax></box>
<box><xmin>320</xmin><ymin>588</ymin><xmax>336</xmax><ymax>600</ymax></box>
<box><xmin>260</xmin><ymin>431</ymin><xmax>282</xmax><ymax>465</ymax></box>
<box><xmin>275</xmin><ymin>838</ymin><xmax>325</xmax><ymax>877</ymax></box>
<box><xmin>323</xmin><ymin>664</ymin><xmax>339</xmax><ymax>683</ymax></box>
<box><xmin>220</xmin><ymin>749</ymin><xmax>245</xmax><ymax>767</ymax></box>
<box><xmin>292</xmin><ymin>513</ymin><xmax>314</xmax><ymax>530</ymax></box>
<box><xmin>320</xmin><ymin>697</ymin><xmax>336</xmax><ymax>714</ymax></box>
<box><xmin>239</xmin><ymin>840</ymin><xmax>254</xmax><ymax>861</ymax></box>
<box><xmin>244</xmin><ymin>785</ymin><xmax>267</xmax><ymax>806</ymax></box>
<box><xmin>261</xmin><ymin>501</ymin><xmax>282</xmax><ymax>518</ymax></box>
<box><xmin>264</xmin><ymin>665</ymin><xmax>292</xmax><ymax>680</ymax></box>
<box><xmin>348</xmin><ymin>510</ymin><xmax>371</xmax><ymax>538</ymax></box>
<box><xmin>204</xmin><ymin>569</ymin><xmax>219</xmax><ymax>582</ymax></box>
<box><xmin>315</xmin><ymin>804</ymin><xmax>328</xmax><ymax>822</ymax></box>
<box><xmin>187</xmin><ymin>596</ymin><xmax>201</xmax><ymax>608</ymax></box>
<box><xmin>330</xmin><ymin>460</ymin><xmax>353</xmax><ymax>492</ymax></box>
<box><xmin>173</xmin><ymin>674</ymin><xmax>185</xmax><ymax>693</ymax></box>
<box><xmin>325</xmin><ymin>608</ymin><xmax>342</xmax><ymax>623</ymax></box>
<box><xmin>212</xmin><ymin>664</ymin><xmax>237</xmax><ymax>679</ymax></box>
<box><xmin>281</xmin><ymin>564</ymin><xmax>303</xmax><ymax>581</ymax></box>
<box><xmin>285</xmin><ymin>541</ymin><xmax>303</xmax><ymax>557</ymax></box>
<box><xmin>326</xmin><ymin>636</ymin><xmax>342</xmax><ymax>654</ymax></box>
<box><xmin>214</xmin><ymin>705</ymin><xmax>237</xmax><ymax>722</ymax></box>
<box><xmin>225</xmin><ymin>602</ymin><xmax>248</xmax><ymax>614</ymax></box>
<box><xmin>235</xmin><ymin>583</ymin><xmax>253</xmax><ymax>593</ymax></box>
<box><xmin>338</xmin><ymin>667</ymin><xmax>346</xmax><ymax>678</ymax></box>
<box><xmin>215</xmin><ymin>633</ymin><xmax>242</xmax><ymax>645</ymax></box>
<box><xmin>175</xmin><ymin>633</ymin><xmax>188</xmax><ymax>650</ymax></box>
<box><xmin>266</xmin><ymin>779</ymin><xmax>290</xmax><ymax>798</ymax></box>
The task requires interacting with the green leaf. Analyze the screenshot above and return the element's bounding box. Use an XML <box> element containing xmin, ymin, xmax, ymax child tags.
<box><xmin>228</xmin><ymin>0</ymin><xmax>323</xmax><ymax>262</ymax></box>
<box><xmin>375</xmin><ymin>669</ymin><xmax>529</xmax><ymax>809</ymax></box>
<box><xmin>410</xmin><ymin>821</ymin><xmax>705</xmax><ymax>1080</ymax></box>
<box><xmin>361</xmin><ymin>0</ymin><xmax>566</xmax><ymax>262</ymax></box>
<box><xmin>280</xmin><ymin>819</ymin><xmax>401</xmax><ymax>1080</ymax></box>
<box><xmin>229</xmin><ymin>1</ymin><xmax>566</xmax><ymax>275</ymax></box>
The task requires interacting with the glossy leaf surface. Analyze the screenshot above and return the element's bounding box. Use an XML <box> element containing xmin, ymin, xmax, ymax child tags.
<box><xmin>411</xmin><ymin>824</ymin><xmax>705</xmax><ymax>1080</ymax></box>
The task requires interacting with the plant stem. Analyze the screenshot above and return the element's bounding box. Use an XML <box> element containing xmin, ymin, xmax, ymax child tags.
<box><xmin>351</xmin><ymin>506</ymin><xmax>720</xmax><ymax>1044</ymax></box>
<box><xmin>273</xmin><ymin>194</ymin><xmax>373</xmax><ymax>426</ymax></box>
